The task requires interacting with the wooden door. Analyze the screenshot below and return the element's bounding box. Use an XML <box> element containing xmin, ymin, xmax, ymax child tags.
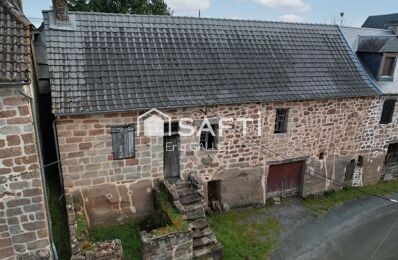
<box><xmin>164</xmin><ymin>134</ymin><xmax>180</xmax><ymax>179</ymax></box>
<box><xmin>267</xmin><ymin>161</ymin><xmax>303</xmax><ymax>197</ymax></box>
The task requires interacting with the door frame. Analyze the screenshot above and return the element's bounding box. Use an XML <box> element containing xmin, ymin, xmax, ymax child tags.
<box><xmin>163</xmin><ymin>133</ymin><xmax>181</xmax><ymax>180</ymax></box>
<box><xmin>266</xmin><ymin>157</ymin><xmax>307</xmax><ymax>197</ymax></box>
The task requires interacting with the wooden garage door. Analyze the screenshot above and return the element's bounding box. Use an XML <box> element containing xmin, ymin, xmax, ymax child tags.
<box><xmin>267</xmin><ymin>161</ymin><xmax>303</xmax><ymax>197</ymax></box>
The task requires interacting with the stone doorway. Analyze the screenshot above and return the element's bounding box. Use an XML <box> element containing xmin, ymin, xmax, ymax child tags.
<box><xmin>163</xmin><ymin>130</ymin><xmax>180</xmax><ymax>179</ymax></box>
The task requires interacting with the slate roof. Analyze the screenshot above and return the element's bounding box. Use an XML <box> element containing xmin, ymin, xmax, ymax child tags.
<box><xmin>357</xmin><ymin>36</ymin><xmax>398</xmax><ymax>53</ymax></box>
<box><xmin>0</xmin><ymin>0</ymin><xmax>32</xmax><ymax>83</ymax></box>
<box><xmin>362</xmin><ymin>13</ymin><xmax>398</xmax><ymax>29</ymax></box>
<box><xmin>42</xmin><ymin>11</ymin><xmax>380</xmax><ymax>115</ymax></box>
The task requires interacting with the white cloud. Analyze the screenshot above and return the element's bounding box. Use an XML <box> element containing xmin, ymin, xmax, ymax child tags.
<box><xmin>279</xmin><ymin>14</ymin><xmax>304</xmax><ymax>23</ymax></box>
<box><xmin>253</xmin><ymin>0</ymin><xmax>310</xmax><ymax>12</ymax></box>
<box><xmin>166</xmin><ymin>0</ymin><xmax>211</xmax><ymax>12</ymax></box>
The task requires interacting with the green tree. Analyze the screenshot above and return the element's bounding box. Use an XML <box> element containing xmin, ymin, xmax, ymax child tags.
<box><xmin>68</xmin><ymin>0</ymin><xmax>172</xmax><ymax>15</ymax></box>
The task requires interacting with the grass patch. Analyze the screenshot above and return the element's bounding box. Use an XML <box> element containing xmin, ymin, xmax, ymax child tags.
<box><xmin>46</xmin><ymin>167</ymin><xmax>71</xmax><ymax>260</ymax></box>
<box><xmin>304</xmin><ymin>180</ymin><xmax>398</xmax><ymax>215</ymax></box>
<box><xmin>208</xmin><ymin>208</ymin><xmax>281</xmax><ymax>260</ymax></box>
<box><xmin>76</xmin><ymin>212</ymin><xmax>88</xmax><ymax>240</ymax></box>
<box><xmin>91</xmin><ymin>222</ymin><xmax>141</xmax><ymax>260</ymax></box>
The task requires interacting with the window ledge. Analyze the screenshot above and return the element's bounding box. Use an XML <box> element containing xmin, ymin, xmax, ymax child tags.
<box><xmin>378</xmin><ymin>76</ymin><xmax>394</xmax><ymax>82</ymax></box>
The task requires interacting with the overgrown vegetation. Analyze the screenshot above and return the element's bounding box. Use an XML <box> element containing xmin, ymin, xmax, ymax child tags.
<box><xmin>147</xmin><ymin>186</ymin><xmax>189</xmax><ymax>236</ymax></box>
<box><xmin>91</xmin><ymin>222</ymin><xmax>142</xmax><ymax>260</ymax></box>
<box><xmin>76</xmin><ymin>212</ymin><xmax>88</xmax><ymax>241</ymax></box>
<box><xmin>68</xmin><ymin>0</ymin><xmax>172</xmax><ymax>15</ymax></box>
<box><xmin>208</xmin><ymin>208</ymin><xmax>282</xmax><ymax>260</ymax></box>
<box><xmin>46</xmin><ymin>168</ymin><xmax>71</xmax><ymax>260</ymax></box>
<box><xmin>304</xmin><ymin>180</ymin><xmax>398</xmax><ymax>215</ymax></box>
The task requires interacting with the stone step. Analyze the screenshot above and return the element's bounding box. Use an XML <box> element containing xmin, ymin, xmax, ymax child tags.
<box><xmin>193</xmin><ymin>234</ymin><xmax>218</xmax><ymax>248</ymax></box>
<box><xmin>193</xmin><ymin>227</ymin><xmax>213</xmax><ymax>239</ymax></box>
<box><xmin>179</xmin><ymin>193</ymin><xmax>202</xmax><ymax>205</ymax></box>
<box><xmin>177</xmin><ymin>187</ymin><xmax>199</xmax><ymax>196</ymax></box>
<box><xmin>174</xmin><ymin>181</ymin><xmax>193</xmax><ymax>189</ymax></box>
<box><xmin>191</xmin><ymin>219</ymin><xmax>209</xmax><ymax>231</ymax></box>
<box><xmin>193</xmin><ymin>242</ymin><xmax>223</xmax><ymax>260</ymax></box>
<box><xmin>186</xmin><ymin>207</ymin><xmax>205</xmax><ymax>220</ymax></box>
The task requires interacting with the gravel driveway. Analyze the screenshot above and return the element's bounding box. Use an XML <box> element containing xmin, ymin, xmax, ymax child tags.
<box><xmin>269</xmin><ymin>194</ymin><xmax>398</xmax><ymax>260</ymax></box>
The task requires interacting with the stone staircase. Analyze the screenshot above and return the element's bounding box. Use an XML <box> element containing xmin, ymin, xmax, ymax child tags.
<box><xmin>164</xmin><ymin>179</ymin><xmax>223</xmax><ymax>259</ymax></box>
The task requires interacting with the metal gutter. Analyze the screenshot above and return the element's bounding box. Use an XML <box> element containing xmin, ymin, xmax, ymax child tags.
<box><xmin>29</xmin><ymin>42</ymin><xmax>58</xmax><ymax>260</ymax></box>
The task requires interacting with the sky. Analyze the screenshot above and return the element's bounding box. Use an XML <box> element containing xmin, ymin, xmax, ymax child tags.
<box><xmin>24</xmin><ymin>0</ymin><xmax>397</xmax><ymax>27</ymax></box>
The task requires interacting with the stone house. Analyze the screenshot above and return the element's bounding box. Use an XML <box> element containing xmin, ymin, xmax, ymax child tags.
<box><xmin>39</xmin><ymin>1</ymin><xmax>398</xmax><ymax>228</ymax></box>
<box><xmin>0</xmin><ymin>0</ymin><xmax>52</xmax><ymax>259</ymax></box>
<box><xmin>341</xmin><ymin>14</ymin><xmax>398</xmax><ymax>181</ymax></box>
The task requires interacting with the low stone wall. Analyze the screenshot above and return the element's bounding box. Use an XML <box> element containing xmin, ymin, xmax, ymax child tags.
<box><xmin>141</xmin><ymin>231</ymin><xmax>193</xmax><ymax>260</ymax></box>
<box><xmin>65</xmin><ymin>193</ymin><xmax>124</xmax><ymax>260</ymax></box>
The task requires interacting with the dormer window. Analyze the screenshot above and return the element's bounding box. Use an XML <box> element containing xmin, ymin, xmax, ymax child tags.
<box><xmin>381</xmin><ymin>55</ymin><xmax>397</xmax><ymax>77</ymax></box>
<box><xmin>379</xmin><ymin>54</ymin><xmax>397</xmax><ymax>81</ymax></box>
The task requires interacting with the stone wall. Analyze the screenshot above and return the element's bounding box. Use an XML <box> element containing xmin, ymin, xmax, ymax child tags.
<box><xmin>141</xmin><ymin>231</ymin><xmax>193</xmax><ymax>260</ymax></box>
<box><xmin>56</xmin><ymin>96</ymin><xmax>395</xmax><ymax>224</ymax></box>
<box><xmin>0</xmin><ymin>87</ymin><xmax>51</xmax><ymax>259</ymax></box>
<box><xmin>64</xmin><ymin>193</ymin><xmax>123</xmax><ymax>260</ymax></box>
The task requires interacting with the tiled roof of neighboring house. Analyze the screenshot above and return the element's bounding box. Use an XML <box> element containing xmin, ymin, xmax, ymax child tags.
<box><xmin>357</xmin><ymin>36</ymin><xmax>398</xmax><ymax>53</ymax></box>
<box><xmin>0</xmin><ymin>0</ymin><xmax>32</xmax><ymax>83</ymax></box>
<box><xmin>42</xmin><ymin>11</ymin><xmax>380</xmax><ymax>115</ymax></box>
<box><xmin>362</xmin><ymin>13</ymin><xmax>398</xmax><ymax>29</ymax></box>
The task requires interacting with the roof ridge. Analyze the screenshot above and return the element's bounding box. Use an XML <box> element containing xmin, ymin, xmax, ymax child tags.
<box><xmin>0</xmin><ymin>0</ymin><xmax>31</xmax><ymax>27</ymax></box>
<box><xmin>367</xmin><ymin>12</ymin><xmax>398</xmax><ymax>18</ymax></box>
<box><xmin>42</xmin><ymin>9</ymin><xmax>337</xmax><ymax>28</ymax></box>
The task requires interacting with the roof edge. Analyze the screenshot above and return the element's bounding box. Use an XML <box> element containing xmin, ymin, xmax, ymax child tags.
<box><xmin>42</xmin><ymin>9</ymin><xmax>338</xmax><ymax>28</ymax></box>
<box><xmin>1</xmin><ymin>0</ymin><xmax>32</xmax><ymax>27</ymax></box>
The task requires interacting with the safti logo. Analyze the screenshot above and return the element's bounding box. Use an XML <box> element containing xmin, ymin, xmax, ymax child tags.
<box><xmin>137</xmin><ymin>108</ymin><xmax>263</xmax><ymax>138</ymax></box>
<box><xmin>137</xmin><ymin>108</ymin><xmax>171</xmax><ymax>137</ymax></box>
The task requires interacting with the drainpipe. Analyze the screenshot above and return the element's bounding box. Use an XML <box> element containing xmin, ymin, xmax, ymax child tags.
<box><xmin>52</xmin><ymin>119</ymin><xmax>65</xmax><ymax>195</ymax></box>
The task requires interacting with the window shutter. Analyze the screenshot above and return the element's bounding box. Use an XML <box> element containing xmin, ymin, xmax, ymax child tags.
<box><xmin>111</xmin><ymin>127</ymin><xmax>123</xmax><ymax>159</ymax></box>
<box><xmin>212</xmin><ymin>124</ymin><xmax>218</xmax><ymax>149</ymax></box>
<box><xmin>125</xmin><ymin>126</ymin><xmax>135</xmax><ymax>158</ymax></box>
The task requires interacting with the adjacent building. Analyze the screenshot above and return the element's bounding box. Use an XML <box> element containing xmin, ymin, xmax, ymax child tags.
<box><xmin>0</xmin><ymin>0</ymin><xmax>52</xmax><ymax>258</ymax></box>
<box><xmin>341</xmin><ymin>13</ymin><xmax>398</xmax><ymax>181</ymax></box>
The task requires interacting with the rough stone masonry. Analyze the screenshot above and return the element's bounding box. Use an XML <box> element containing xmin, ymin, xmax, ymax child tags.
<box><xmin>0</xmin><ymin>87</ymin><xmax>51</xmax><ymax>259</ymax></box>
<box><xmin>56</xmin><ymin>95</ymin><xmax>396</xmax><ymax>227</ymax></box>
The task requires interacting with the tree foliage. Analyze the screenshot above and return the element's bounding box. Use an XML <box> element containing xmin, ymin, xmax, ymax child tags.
<box><xmin>68</xmin><ymin>0</ymin><xmax>172</xmax><ymax>15</ymax></box>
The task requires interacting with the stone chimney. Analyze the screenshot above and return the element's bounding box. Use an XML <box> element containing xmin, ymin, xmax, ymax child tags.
<box><xmin>52</xmin><ymin>0</ymin><xmax>69</xmax><ymax>21</ymax></box>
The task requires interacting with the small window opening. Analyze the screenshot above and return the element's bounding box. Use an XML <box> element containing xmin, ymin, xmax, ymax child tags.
<box><xmin>208</xmin><ymin>180</ymin><xmax>221</xmax><ymax>212</ymax></box>
<box><xmin>274</xmin><ymin>109</ymin><xmax>288</xmax><ymax>133</ymax></box>
<box><xmin>200</xmin><ymin>124</ymin><xmax>218</xmax><ymax>150</ymax></box>
<box><xmin>357</xmin><ymin>156</ymin><xmax>364</xmax><ymax>167</ymax></box>
<box><xmin>319</xmin><ymin>152</ymin><xmax>325</xmax><ymax>160</ymax></box>
<box><xmin>345</xmin><ymin>159</ymin><xmax>356</xmax><ymax>181</ymax></box>
<box><xmin>381</xmin><ymin>56</ymin><xmax>396</xmax><ymax>77</ymax></box>
<box><xmin>380</xmin><ymin>99</ymin><xmax>396</xmax><ymax>124</ymax></box>
<box><xmin>386</xmin><ymin>143</ymin><xmax>398</xmax><ymax>164</ymax></box>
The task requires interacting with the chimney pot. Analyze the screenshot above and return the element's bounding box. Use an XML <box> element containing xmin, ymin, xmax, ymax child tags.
<box><xmin>52</xmin><ymin>0</ymin><xmax>69</xmax><ymax>21</ymax></box>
